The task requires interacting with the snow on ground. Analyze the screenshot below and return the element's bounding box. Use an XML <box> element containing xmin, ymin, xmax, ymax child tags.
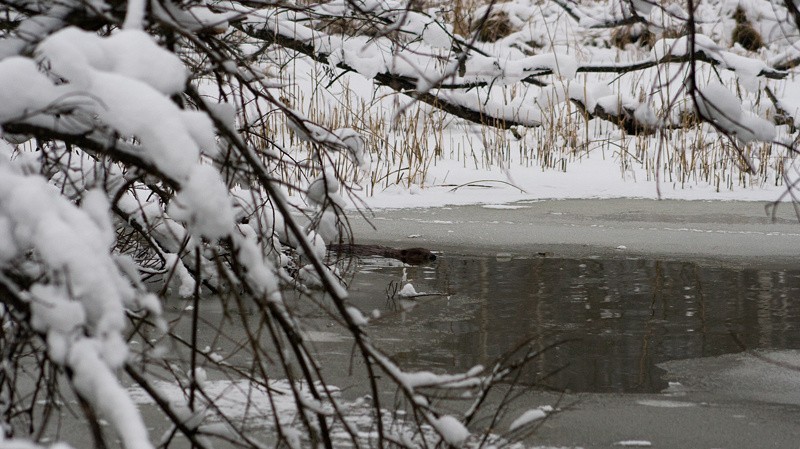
<box><xmin>127</xmin><ymin>378</ymin><xmax>559</xmax><ymax>448</ymax></box>
<box><xmin>613</xmin><ymin>441</ymin><xmax>652</xmax><ymax>447</ymax></box>
<box><xmin>257</xmin><ymin>0</ymin><xmax>800</xmax><ymax>211</ymax></box>
<box><xmin>345</xmin><ymin>154</ymin><xmax>789</xmax><ymax>210</ymax></box>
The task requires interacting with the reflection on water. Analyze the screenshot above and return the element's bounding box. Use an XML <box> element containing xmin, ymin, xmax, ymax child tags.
<box><xmin>344</xmin><ymin>254</ymin><xmax>800</xmax><ymax>394</ymax></box>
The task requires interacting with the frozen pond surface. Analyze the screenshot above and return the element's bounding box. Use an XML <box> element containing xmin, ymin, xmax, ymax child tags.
<box><xmin>117</xmin><ymin>195</ymin><xmax>800</xmax><ymax>449</ymax></box>
<box><xmin>121</xmin><ymin>200</ymin><xmax>800</xmax><ymax>448</ymax></box>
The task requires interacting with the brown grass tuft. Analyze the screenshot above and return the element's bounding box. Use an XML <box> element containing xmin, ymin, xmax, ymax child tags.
<box><xmin>611</xmin><ymin>24</ymin><xmax>656</xmax><ymax>49</ymax></box>
<box><xmin>732</xmin><ymin>6</ymin><xmax>763</xmax><ymax>51</ymax></box>
<box><xmin>471</xmin><ymin>9</ymin><xmax>516</xmax><ymax>42</ymax></box>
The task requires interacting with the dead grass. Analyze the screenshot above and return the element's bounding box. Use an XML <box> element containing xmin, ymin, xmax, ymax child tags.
<box><xmin>732</xmin><ymin>6</ymin><xmax>764</xmax><ymax>51</ymax></box>
<box><xmin>471</xmin><ymin>9</ymin><xmax>516</xmax><ymax>42</ymax></box>
<box><xmin>611</xmin><ymin>23</ymin><xmax>655</xmax><ymax>49</ymax></box>
<box><xmin>257</xmin><ymin>0</ymin><xmax>786</xmax><ymax>196</ymax></box>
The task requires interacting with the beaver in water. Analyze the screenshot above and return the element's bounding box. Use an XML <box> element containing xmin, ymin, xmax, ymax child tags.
<box><xmin>329</xmin><ymin>243</ymin><xmax>436</xmax><ymax>265</ymax></box>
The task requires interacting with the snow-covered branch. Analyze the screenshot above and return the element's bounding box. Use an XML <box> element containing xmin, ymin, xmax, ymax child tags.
<box><xmin>235</xmin><ymin>2</ymin><xmax>787</xmax><ymax>136</ymax></box>
<box><xmin>550</xmin><ymin>0</ymin><xmax>643</xmax><ymax>28</ymax></box>
<box><xmin>2</xmin><ymin>0</ymin><xmax>799</xmax><ymax>448</ymax></box>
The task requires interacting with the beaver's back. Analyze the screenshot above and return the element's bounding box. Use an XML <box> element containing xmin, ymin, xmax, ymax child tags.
<box><xmin>329</xmin><ymin>244</ymin><xmax>436</xmax><ymax>265</ymax></box>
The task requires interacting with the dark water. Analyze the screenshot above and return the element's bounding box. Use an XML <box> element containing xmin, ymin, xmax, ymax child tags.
<box><xmin>343</xmin><ymin>254</ymin><xmax>800</xmax><ymax>394</ymax></box>
<box><xmin>26</xmin><ymin>253</ymin><xmax>800</xmax><ymax>449</ymax></box>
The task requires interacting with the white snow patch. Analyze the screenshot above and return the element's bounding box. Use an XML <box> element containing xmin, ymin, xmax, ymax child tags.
<box><xmin>613</xmin><ymin>441</ymin><xmax>652</xmax><ymax>447</ymax></box>
<box><xmin>346</xmin><ymin>306</ymin><xmax>368</xmax><ymax>325</ymax></box>
<box><xmin>398</xmin><ymin>283</ymin><xmax>418</xmax><ymax>297</ymax></box>
<box><xmin>169</xmin><ymin>165</ymin><xmax>235</xmax><ymax>239</ymax></box>
<box><xmin>509</xmin><ymin>406</ymin><xmax>552</xmax><ymax>431</ymax></box>
<box><xmin>636</xmin><ymin>399</ymin><xmax>696</xmax><ymax>408</ymax></box>
<box><xmin>430</xmin><ymin>415</ymin><xmax>470</xmax><ymax>446</ymax></box>
<box><xmin>482</xmin><ymin>204</ymin><xmax>529</xmax><ymax>210</ymax></box>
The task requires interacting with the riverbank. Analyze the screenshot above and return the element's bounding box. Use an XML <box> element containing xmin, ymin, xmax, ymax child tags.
<box><xmin>345</xmin><ymin>198</ymin><xmax>800</xmax><ymax>267</ymax></box>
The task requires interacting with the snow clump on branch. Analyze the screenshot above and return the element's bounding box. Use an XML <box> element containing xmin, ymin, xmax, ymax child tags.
<box><xmin>0</xmin><ymin>20</ymin><xmax>243</xmax><ymax>448</ymax></box>
<box><xmin>0</xmin><ymin>143</ymin><xmax>161</xmax><ymax>449</ymax></box>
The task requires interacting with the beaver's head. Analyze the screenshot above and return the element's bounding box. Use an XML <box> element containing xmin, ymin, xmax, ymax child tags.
<box><xmin>398</xmin><ymin>248</ymin><xmax>437</xmax><ymax>265</ymax></box>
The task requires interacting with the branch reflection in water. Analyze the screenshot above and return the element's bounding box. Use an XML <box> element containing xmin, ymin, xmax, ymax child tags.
<box><xmin>340</xmin><ymin>253</ymin><xmax>800</xmax><ymax>394</ymax></box>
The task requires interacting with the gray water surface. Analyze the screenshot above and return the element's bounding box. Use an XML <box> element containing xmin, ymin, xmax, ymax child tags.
<box><xmin>341</xmin><ymin>253</ymin><xmax>800</xmax><ymax>394</ymax></box>
<box><xmin>51</xmin><ymin>251</ymin><xmax>800</xmax><ymax>449</ymax></box>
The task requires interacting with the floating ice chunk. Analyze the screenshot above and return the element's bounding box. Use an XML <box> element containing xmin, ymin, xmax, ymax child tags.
<box><xmin>636</xmin><ymin>399</ymin><xmax>696</xmax><ymax>408</ymax></box>
<box><xmin>398</xmin><ymin>283</ymin><xmax>418</xmax><ymax>297</ymax></box>
<box><xmin>614</xmin><ymin>440</ymin><xmax>652</xmax><ymax>447</ymax></box>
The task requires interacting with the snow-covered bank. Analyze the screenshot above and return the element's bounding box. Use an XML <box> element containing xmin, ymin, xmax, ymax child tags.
<box><xmin>343</xmin><ymin>155</ymin><xmax>790</xmax><ymax>210</ymax></box>
<box><xmin>258</xmin><ymin>0</ymin><xmax>800</xmax><ymax>212</ymax></box>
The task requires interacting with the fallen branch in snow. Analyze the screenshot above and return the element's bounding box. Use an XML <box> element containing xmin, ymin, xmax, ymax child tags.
<box><xmin>550</xmin><ymin>0</ymin><xmax>643</xmax><ymax>28</ymax></box>
<box><xmin>236</xmin><ymin>22</ymin><xmax>533</xmax><ymax>128</ymax></box>
<box><xmin>447</xmin><ymin>179</ymin><xmax>528</xmax><ymax>193</ymax></box>
<box><xmin>238</xmin><ymin>15</ymin><xmax>786</xmax><ymax>141</ymax></box>
<box><xmin>569</xmin><ymin>51</ymin><xmax>787</xmax><ymax>80</ymax></box>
